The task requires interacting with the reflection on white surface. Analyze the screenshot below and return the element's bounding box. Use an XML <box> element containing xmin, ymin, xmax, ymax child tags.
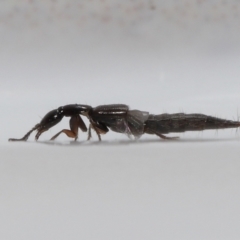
<box><xmin>1</xmin><ymin>142</ymin><xmax>240</xmax><ymax>240</ymax></box>
<box><xmin>1</xmin><ymin>1</ymin><xmax>240</xmax><ymax>239</ymax></box>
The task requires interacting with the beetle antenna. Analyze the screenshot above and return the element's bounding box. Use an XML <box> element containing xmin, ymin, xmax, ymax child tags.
<box><xmin>8</xmin><ymin>124</ymin><xmax>39</xmax><ymax>142</ymax></box>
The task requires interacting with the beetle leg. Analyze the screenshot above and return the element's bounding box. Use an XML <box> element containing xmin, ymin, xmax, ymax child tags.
<box><xmin>50</xmin><ymin>115</ymin><xmax>80</xmax><ymax>141</ymax></box>
<box><xmin>88</xmin><ymin>122</ymin><xmax>102</xmax><ymax>141</ymax></box>
<box><xmin>156</xmin><ymin>133</ymin><xmax>179</xmax><ymax>140</ymax></box>
<box><xmin>87</xmin><ymin>121</ymin><xmax>109</xmax><ymax>141</ymax></box>
<box><xmin>50</xmin><ymin>129</ymin><xmax>78</xmax><ymax>140</ymax></box>
<box><xmin>87</xmin><ymin>123</ymin><xmax>93</xmax><ymax>141</ymax></box>
<box><xmin>77</xmin><ymin>115</ymin><xmax>87</xmax><ymax>132</ymax></box>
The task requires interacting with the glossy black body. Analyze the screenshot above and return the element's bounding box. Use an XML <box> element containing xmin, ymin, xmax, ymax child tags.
<box><xmin>87</xmin><ymin>104</ymin><xmax>150</xmax><ymax>138</ymax></box>
<box><xmin>8</xmin><ymin>104</ymin><xmax>240</xmax><ymax>142</ymax></box>
<box><xmin>144</xmin><ymin>113</ymin><xmax>240</xmax><ymax>135</ymax></box>
<box><xmin>89</xmin><ymin>104</ymin><xmax>128</xmax><ymax>133</ymax></box>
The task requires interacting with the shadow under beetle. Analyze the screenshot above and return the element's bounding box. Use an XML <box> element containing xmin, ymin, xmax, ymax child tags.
<box><xmin>8</xmin><ymin>104</ymin><xmax>240</xmax><ymax>142</ymax></box>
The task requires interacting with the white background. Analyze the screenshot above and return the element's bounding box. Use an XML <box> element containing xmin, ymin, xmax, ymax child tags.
<box><xmin>1</xmin><ymin>1</ymin><xmax>240</xmax><ymax>239</ymax></box>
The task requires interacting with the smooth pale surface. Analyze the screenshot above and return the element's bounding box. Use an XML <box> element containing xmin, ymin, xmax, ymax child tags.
<box><xmin>1</xmin><ymin>141</ymin><xmax>240</xmax><ymax>240</ymax></box>
<box><xmin>1</xmin><ymin>1</ymin><xmax>240</xmax><ymax>240</ymax></box>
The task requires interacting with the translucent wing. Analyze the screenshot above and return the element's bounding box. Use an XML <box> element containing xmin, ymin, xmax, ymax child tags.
<box><xmin>126</xmin><ymin>110</ymin><xmax>149</xmax><ymax>138</ymax></box>
<box><xmin>108</xmin><ymin>110</ymin><xmax>149</xmax><ymax>138</ymax></box>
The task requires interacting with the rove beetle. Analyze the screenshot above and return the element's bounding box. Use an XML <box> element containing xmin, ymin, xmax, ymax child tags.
<box><xmin>9</xmin><ymin>104</ymin><xmax>240</xmax><ymax>142</ymax></box>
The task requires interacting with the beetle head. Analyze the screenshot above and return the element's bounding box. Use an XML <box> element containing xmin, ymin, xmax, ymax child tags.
<box><xmin>35</xmin><ymin>109</ymin><xmax>64</xmax><ymax>140</ymax></box>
